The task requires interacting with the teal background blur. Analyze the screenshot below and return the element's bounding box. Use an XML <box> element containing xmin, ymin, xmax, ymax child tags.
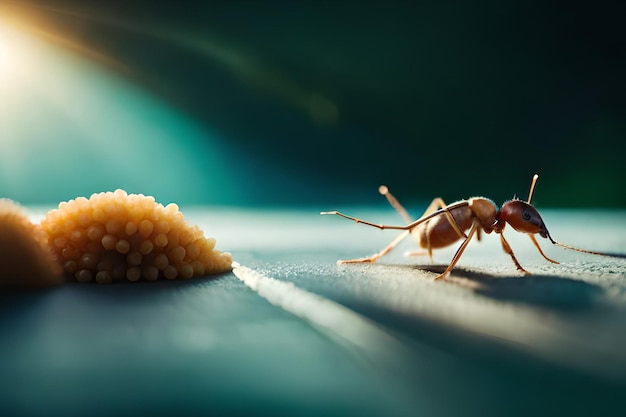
<box><xmin>1</xmin><ymin>0</ymin><xmax>624</xmax><ymax>208</ymax></box>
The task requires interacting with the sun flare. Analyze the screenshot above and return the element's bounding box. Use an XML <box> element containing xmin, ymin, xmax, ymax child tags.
<box><xmin>0</xmin><ymin>22</ymin><xmax>19</xmax><ymax>79</ymax></box>
<box><xmin>0</xmin><ymin>17</ymin><xmax>36</xmax><ymax>89</ymax></box>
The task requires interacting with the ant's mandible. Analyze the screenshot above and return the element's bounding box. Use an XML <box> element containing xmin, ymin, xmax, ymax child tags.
<box><xmin>321</xmin><ymin>175</ymin><xmax>617</xmax><ymax>280</ymax></box>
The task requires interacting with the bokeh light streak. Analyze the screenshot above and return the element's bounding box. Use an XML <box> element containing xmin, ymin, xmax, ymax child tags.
<box><xmin>3</xmin><ymin>1</ymin><xmax>339</xmax><ymax>126</ymax></box>
<box><xmin>0</xmin><ymin>6</ymin><xmax>239</xmax><ymax>206</ymax></box>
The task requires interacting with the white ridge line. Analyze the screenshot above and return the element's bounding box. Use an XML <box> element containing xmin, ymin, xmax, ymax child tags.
<box><xmin>231</xmin><ymin>262</ymin><xmax>405</xmax><ymax>358</ymax></box>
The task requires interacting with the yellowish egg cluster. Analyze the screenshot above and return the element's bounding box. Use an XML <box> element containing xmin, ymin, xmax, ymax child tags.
<box><xmin>0</xmin><ymin>199</ymin><xmax>62</xmax><ymax>289</ymax></box>
<box><xmin>40</xmin><ymin>190</ymin><xmax>232</xmax><ymax>283</ymax></box>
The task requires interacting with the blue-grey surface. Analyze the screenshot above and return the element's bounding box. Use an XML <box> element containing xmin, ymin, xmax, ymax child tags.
<box><xmin>1</xmin><ymin>208</ymin><xmax>626</xmax><ymax>417</ymax></box>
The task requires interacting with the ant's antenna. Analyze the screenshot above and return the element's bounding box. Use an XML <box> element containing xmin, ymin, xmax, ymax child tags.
<box><xmin>527</xmin><ymin>174</ymin><xmax>539</xmax><ymax>203</ymax></box>
<box><xmin>546</xmin><ymin>233</ymin><xmax>624</xmax><ymax>258</ymax></box>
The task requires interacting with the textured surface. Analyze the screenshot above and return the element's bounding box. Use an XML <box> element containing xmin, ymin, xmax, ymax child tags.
<box><xmin>1</xmin><ymin>207</ymin><xmax>626</xmax><ymax>417</ymax></box>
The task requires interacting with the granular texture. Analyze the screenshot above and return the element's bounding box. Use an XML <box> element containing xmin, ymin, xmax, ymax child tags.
<box><xmin>40</xmin><ymin>190</ymin><xmax>232</xmax><ymax>283</ymax></box>
<box><xmin>0</xmin><ymin>199</ymin><xmax>62</xmax><ymax>289</ymax></box>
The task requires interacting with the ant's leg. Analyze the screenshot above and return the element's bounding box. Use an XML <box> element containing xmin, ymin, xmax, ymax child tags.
<box><xmin>379</xmin><ymin>186</ymin><xmax>449</xmax><ymax>225</ymax></box>
<box><xmin>379</xmin><ymin>185</ymin><xmax>413</xmax><ymax>224</ymax></box>
<box><xmin>528</xmin><ymin>235</ymin><xmax>559</xmax><ymax>264</ymax></box>
<box><xmin>338</xmin><ymin>230</ymin><xmax>411</xmax><ymax>264</ymax></box>
<box><xmin>322</xmin><ymin>201</ymin><xmax>472</xmax><ymax>267</ymax></box>
<box><xmin>380</xmin><ymin>189</ymin><xmax>457</xmax><ymax>255</ymax></box>
<box><xmin>380</xmin><ymin>188</ymin><xmax>471</xmax><ymax>263</ymax></box>
<box><xmin>423</xmin><ymin>198</ymin><xmax>448</xmax><ymax>215</ymax></box>
<box><xmin>499</xmin><ymin>233</ymin><xmax>530</xmax><ymax>274</ymax></box>
<box><xmin>407</xmin><ymin>198</ymin><xmax>468</xmax><ymax>259</ymax></box>
<box><xmin>331</xmin><ymin>194</ymin><xmax>450</xmax><ymax>264</ymax></box>
<box><xmin>417</xmin><ymin>198</ymin><xmax>468</xmax><ymax>241</ymax></box>
<box><xmin>435</xmin><ymin>222</ymin><xmax>479</xmax><ymax>280</ymax></box>
<box><xmin>405</xmin><ymin>198</ymin><xmax>451</xmax><ymax>258</ymax></box>
<box><xmin>321</xmin><ymin>200</ymin><xmax>470</xmax><ymax>232</ymax></box>
<box><xmin>379</xmin><ymin>187</ymin><xmax>449</xmax><ymax>258</ymax></box>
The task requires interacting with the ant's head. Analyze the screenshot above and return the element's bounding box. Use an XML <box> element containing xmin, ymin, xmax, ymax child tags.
<box><xmin>497</xmin><ymin>200</ymin><xmax>550</xmax><ymax>238</ymax></box>
<box><xmin>494</xmin><ymin>174</ymin><xmax>551</xmax><ymax>238</ymax></box>
<box><xmin>494</xmin><ymin>175</ymin><xmax>616</xmax><ymax>258</ymax></box>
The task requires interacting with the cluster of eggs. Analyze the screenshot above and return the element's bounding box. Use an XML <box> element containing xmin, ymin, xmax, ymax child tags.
<box><xmin>1</xmin><ymin>190</ymin><xmax>232</xmax><ymax>288</ymax></box>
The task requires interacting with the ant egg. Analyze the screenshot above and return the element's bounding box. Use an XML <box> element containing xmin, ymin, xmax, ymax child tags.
<box><xmin>40</xmin><ymin>190</ymin><xmax>232</xmax><ymax>284</ymax></box>
<box><xmin>0</xmin><ymin>199</ymin><xmax>62</xmax><ymax>289</ymax></box>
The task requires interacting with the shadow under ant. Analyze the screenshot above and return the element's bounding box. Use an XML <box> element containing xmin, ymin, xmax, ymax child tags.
<box><xmin>401</xmin><ymin>263</ymin><xmax>607</xmax><ymax>313</ymax></box>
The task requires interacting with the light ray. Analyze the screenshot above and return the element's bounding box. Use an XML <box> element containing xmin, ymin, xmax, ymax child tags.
<box><xmin>2</xmin><ymin>1</ymin><xmax>339</xmax><ymax>125</ymax></box>
<box><xmin>0</xmin><ymin>8</ymin><xmax>240</xmax><ymax>205</ymax></box>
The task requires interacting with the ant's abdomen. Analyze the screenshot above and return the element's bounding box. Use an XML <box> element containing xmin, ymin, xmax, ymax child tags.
<box><xmin>415</xmin><ymin>206</ymin><xmax>474</xmax><ymax>249</ymax></box>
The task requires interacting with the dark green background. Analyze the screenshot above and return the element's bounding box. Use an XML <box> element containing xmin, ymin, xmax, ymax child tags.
<box><xmin>1</xmin><ymin>0</ymin><xmax>624</xmax><ymax>207</ymax></box>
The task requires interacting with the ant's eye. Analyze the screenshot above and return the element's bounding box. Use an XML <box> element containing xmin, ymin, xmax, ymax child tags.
<box><xmin>522</xmin><ymin>210</ymin><xmax>532</xmax><ymax>221</ymax></box>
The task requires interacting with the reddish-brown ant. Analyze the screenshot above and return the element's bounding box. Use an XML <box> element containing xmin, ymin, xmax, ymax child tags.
<box><xmin>321</xmin><ymin>175</ymin><xmax>616</xmax><ymax>280</ymax></box>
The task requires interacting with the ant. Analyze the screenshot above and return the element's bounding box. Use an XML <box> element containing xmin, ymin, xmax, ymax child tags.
<box><xmin>321</xmin><ymin>175</ymin><xmax>617</xmax><ymax>280</ymax></box>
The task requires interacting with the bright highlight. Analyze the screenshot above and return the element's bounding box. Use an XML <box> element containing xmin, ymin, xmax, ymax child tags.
<box><xmin>0</xmin><ymin>8</ymin><xmax>239</xmax><ymax>206</ymax></box>
<box><xmin>0</xmin><ymin>19</ymin><xmax>31</xmax><ymax>87</ymax></box>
